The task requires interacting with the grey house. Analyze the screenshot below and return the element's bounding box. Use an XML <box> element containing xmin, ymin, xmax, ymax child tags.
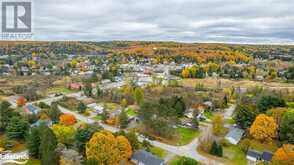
<box><xmin>225</xmin><ymin>127</ymin><xmax>245</xmax><ymax>145</ymax></box>
<box><xmin>246</xmin><ymin>150</ymin><xmax>261</xmax><ymax>162</ymax></box>
<box><xmin>131</xmin><ymin>150</ymin><xmax>164</xmax><ymax>165</ymax></box>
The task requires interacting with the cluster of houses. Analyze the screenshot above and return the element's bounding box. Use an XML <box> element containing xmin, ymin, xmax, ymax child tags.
<box><xmin>225</xmin><ymin>127</ymin><xmax>273</xmax><ymax>165</ymax></box>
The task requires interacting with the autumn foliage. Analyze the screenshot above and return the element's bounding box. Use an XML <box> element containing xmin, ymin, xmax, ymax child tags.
<box><xmin>17</xmin><ymin>96</ymin><xmax>26</xmax><ymax>107</ymax></box>
<box><xmin>272</xmin><ymin>144</ymin><xmax>294</xmax><ymax>165</ymax></box>
<box><xmin>86</xmin><ymin>131</ymin><xmax>132</xmax><ymax>165</ymax></box>
<box><xmin>249</xmin><ymin>114</ymin><xmax>277</xmax><ymax>141</ymax></box>
<box><xmin>59</xmin><ymin>114</ymin><xmax>77</xmax><ymax>126</ymax></box>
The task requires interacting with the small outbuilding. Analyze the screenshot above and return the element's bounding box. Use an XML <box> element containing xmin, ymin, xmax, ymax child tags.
<box><xmin>225</xmin><ymin>127</ymin><xmax>245</xmax><ymax>145</ymax></box>
<box><xmin>246</xmin><ymin>150</ymin><xmax>261</xmax><ymax>162</ymax></box>
<box><xmin>261</xmin><ymin>151</ymin><xmax>273</xmax><ymax>163</ymax></box>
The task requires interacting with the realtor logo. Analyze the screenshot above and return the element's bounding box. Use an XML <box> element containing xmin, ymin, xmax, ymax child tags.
<box><xmin>2</xmin><ymin>1</ymin><xmax>31</xmax><ymax>33</ymax></box>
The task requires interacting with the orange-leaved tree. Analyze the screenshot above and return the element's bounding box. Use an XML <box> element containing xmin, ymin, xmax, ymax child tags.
<box><xmin>272</xmin><ymin>144</ymin><xmax>294</xmax><ymax>165</ymax></box>
<box><xmin>249</xmin><ymin>114</ymin><xmax>277</xmax><ymax>141</ymax></box>
<box><xmin>86</xmin><ymin>131</ymin><xmax>132</xmax><ymax>165</ymax></box>
<box><xmin>59</xmin><ymin>114</ymin><xmax>77</xmax><ymax>126</ymax></box>
<box><xmin>17</xmin><ymin>96</ymin><xmax>26</xmax><ymax>107</ymax></box>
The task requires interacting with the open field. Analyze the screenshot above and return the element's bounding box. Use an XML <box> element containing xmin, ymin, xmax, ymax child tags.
<box><xmin>181</xmin><ymin>78</ymin><xmax>294</xmax><ymax>91</ymax></box>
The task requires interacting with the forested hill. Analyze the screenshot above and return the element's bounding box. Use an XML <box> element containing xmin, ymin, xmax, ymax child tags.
<box><xmin>0</xmin><ymin>41</ymin><xmax>294</xmax><ymax>61</ymax></box>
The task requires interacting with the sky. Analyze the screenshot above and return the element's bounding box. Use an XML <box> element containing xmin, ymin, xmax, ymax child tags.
<box><xmin>32</xmin><ymin>0</ymin><xmax>294</xmax><ymax>44</ymax></box>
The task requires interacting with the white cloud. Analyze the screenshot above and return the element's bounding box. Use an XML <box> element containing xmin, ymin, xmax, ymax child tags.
<box><xmin>32</xmin><ymin>0</ymin><xmax>294</xmax><ymax>44</ymax></box>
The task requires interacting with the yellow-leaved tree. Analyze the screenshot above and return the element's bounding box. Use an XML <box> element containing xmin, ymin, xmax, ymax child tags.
<box><xmin>86</xmin><ymin>131</ymin><xmax>132</xmax><ymax>165</ymax></box>
<box><xmin>272</xmin><ymin>144</ymin><xmax>294</xmax><ymax>165</ymax></box>
<box><xmin>117</xmin><ymin>136</ymin><xmax>132</xmax><ymax>160</ymax></box>
<box><xmin>181</xmin><ymin>68</ymin><xmax>190</xmax><ymax>78</ymax></box>
<box><xmin>249</xmin><ymin>114</ymin><xmax>277</xmax><ymax>141</ymax></box>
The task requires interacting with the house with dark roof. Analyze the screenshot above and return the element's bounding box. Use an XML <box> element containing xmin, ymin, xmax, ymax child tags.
<box><xmin>225</xmin><ymin>127</ymin><xmax>245</xmax><ymax>145</ymax></box>
<box><xmin>261</xmin><ymin>151</ymin><xmax>273</xmax><ymax>163</ymax></box>
<box><xmin>131</xmin><ymin>150</ymin><xmax>164</xmax><ymax>165</ymax></box>
<box><xmin>246</xmin><ymin>150</ymin><xmax>261</xmax><ymax>162</ymax></box>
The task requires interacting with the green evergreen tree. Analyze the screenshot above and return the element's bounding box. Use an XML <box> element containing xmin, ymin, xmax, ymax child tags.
<box><xmin>27</xmin><ymin>127</ymin><xmax>40</xmax><ymax>158</ymax></box>
<box><xmin>125</xmin><ymin>131</ymin><xmax>140</xmax><ymax>150</ymax></box>
<box><xmin>39</xmin><ymin>126</ymin><xmax>58</xmax><ymax>165</ymax></box>
<box><xmin>48</xmin><ymin>102</ymin><xmax>62</xmax><ymax>123</ymax></box>
<box><xmin>0</xmin><ymin>101</ymin><xmax>12</xmax><ymax>131</ymax></box>
<box><xmin>217</xmin><ymin>144</ymin><xmax>223</xmax><ymax>157</ymax></box>
<box><xmin>209</xmin><ymin>141</ymin><xmax>218</xmax><ymax>156</ymax></box>
<box><xmin>119</xmin><ymin>110</ymin><xmax>129</xmax><ymax>129</ymax></box>
<box><xmin>6</xmin><ymin>116</ymin><xmax>29</xmax><ymax>139</ymax></box>
<box><xmin>134</xmin><ymin>88</ymin><xmax>144</xmax><ymax>105</ymax></box>
<box><xmin>192</xmin><ymin>117</ymin><xmax>199</xmax><ymax>129</ymax></box>
<box><xmin>96</xmin><ymin>85</ymin><xmax>103</xmax><ymax>98</ymax></box>
<box><xmin>78</xmin><ymin>102</ymin><xmax>87</xmax><ymax>114</ymax></box>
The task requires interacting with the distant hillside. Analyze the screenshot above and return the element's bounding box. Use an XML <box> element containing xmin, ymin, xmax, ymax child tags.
<box><xmin>0</xmin><ymin>41</ymin><xmax>293</xmax><ymax>61</ymax></box>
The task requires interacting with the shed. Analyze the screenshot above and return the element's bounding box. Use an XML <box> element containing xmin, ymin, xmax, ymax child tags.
<box><xmin>246</xmin><ymin>150</ymin><xmax>261</xmax><ymax>162</ymax></box>
<box><xmin>261</xmin><ymin>151</ymin><xmax>273</xmax><ymax>162</ymax></box>
<box><xmin>225</xmin><ymin>127</ymin><xmax>245</xmax><ymax>145</ymax></box>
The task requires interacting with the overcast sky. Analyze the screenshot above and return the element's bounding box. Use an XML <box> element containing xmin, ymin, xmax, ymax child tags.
<box><xmin>33</xmin><ymin>0</ymin><xmax>294</xmax><ymax>44</ymax></box>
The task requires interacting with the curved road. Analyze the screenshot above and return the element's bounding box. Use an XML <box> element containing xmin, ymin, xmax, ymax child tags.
<box><xmin>58</xmin><ymin>105</ymin><xmax>223</xmax><ymax>165</ymax></box>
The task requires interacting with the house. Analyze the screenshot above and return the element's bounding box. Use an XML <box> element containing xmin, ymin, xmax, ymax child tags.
<box><xmin>131</xmin><ymin>150</ymin><xmax>164</xmax><ymax>165</ymax></box>
<box><xmin>24</xmin><ymin>104</ymin><xmax>41</xmax><ymax>114</ymax></box>
<box><xmin>225</xmin><ymin>127</ymin><xmax>245</xmax><ymax>145</ymax></box>
<box><xmin>246</xmin><ymin>150</ymin><xmax>261</xmax><ymax>163</ymax></box>
<box><xmin>69</xmin><ymin>83</ymin><xmax>83</xmax><ymax>90</ymax></box>
<box><xmin>87</xmin><ymin>103</ymin><xmax>104</xmax><ymax>114</ymax></box>
<box><xmin>261</xmin><ymin>151</ymin><xmax>273</xmax><ymax>163</ymax></box>
<box><xmin>31</xmin><ymin>119</ymin><xmax>53</xmax><ymax>128</ymax></box>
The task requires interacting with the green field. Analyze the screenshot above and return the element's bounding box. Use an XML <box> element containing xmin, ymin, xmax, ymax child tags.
<box><xmin>25</xmin><ymin>159</ymin><xmax>41</xmax><ymax>165</ymax></box>
<box><xmin>223</xmin><ymin>145</ymin><xmax>247</xmax><ymax>165</ymax></box>
<box><xmin>47</xmin><ymin>87</ymin><xmax>73</xmax><ymax>95</ymax></box>
<box><xmin>93</xmin><ymin>115</ymin><xmax>102</xmax><ymax>121</ymax></box>
<box><xmin>150</xmin><ymin>146</ymin><xmax>167</xmax><ymax>158</ymax></box>
<box><xmin>176</xmin><ymin>127</ymin><xmax>200</xmax><ymax>145</ymax></box>
<box><xmin>126</xmin><ymin>108</ymin><xmax>137</xmax><ymax>117</ymax></box>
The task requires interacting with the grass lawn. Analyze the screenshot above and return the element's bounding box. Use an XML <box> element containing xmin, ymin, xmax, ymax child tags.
<box><xmin>246</xmin><ymin>139</ymin><xmax>278</xmax><ymax>152</ymax></box>
<box><xmin>149</xmin><ymin>146</ymin><xmax>167</xmax><ymax>158</ymax></box>
<box><xmin>99</xmin><ymin>102</ymin><xmax>121</xmax><ymax>112</ymax></box>
<box><xmin>176</xmin><ymin>127</ymin><xmax>200</xmax><ymax>145</ymax></box>
<box><xmin>168</xmin><ymin>156</ymin><xmax>181</xmax><ymax>165</ymax></box>
<box><xmin>25</xmin><ymin>159</ymin><xmax>41</xmax><ymax>165</ymax></box>
<box><xmin>93</xmin><ymin>115</ymin><xmax>102</xmax><ymax>121</ymax></box>
<box><xmin>287</xmin><ymin>102</ymin><xmax>294</xmax><ymax>109</ymax></box>
<box><xmin>126</xmin><ymin>108</ymin><xmax>137</xmax><ymax>117</ymax></box>
<box><xmin>225</xmin><ymin>118</ymin><xmax>235</xmax><ymax>125</ymax></box>
<box><xmin>168</xmin><ymin>156</ymin><xmax>199</xmax><ymax>165</ymax></box>
<box><xmin>47</xmin><ymin>87</ymin><xmax>73</xmax><ymax>95</ymax></box>
<box><xmin>223</xmin><ymin>145</ymin><xmax>247</xmax><ymax>165</ymax></box>
<box><xmin>204</xmin><ymin>111</ymin><xmax>213</xmax><ymax>120</ymax></box>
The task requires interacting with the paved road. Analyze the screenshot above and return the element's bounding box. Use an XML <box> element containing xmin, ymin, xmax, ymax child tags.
<box><xmin>223</xmin><ymin>104</ymin><xmax>236</xmax><ymax>120</ymax></box>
